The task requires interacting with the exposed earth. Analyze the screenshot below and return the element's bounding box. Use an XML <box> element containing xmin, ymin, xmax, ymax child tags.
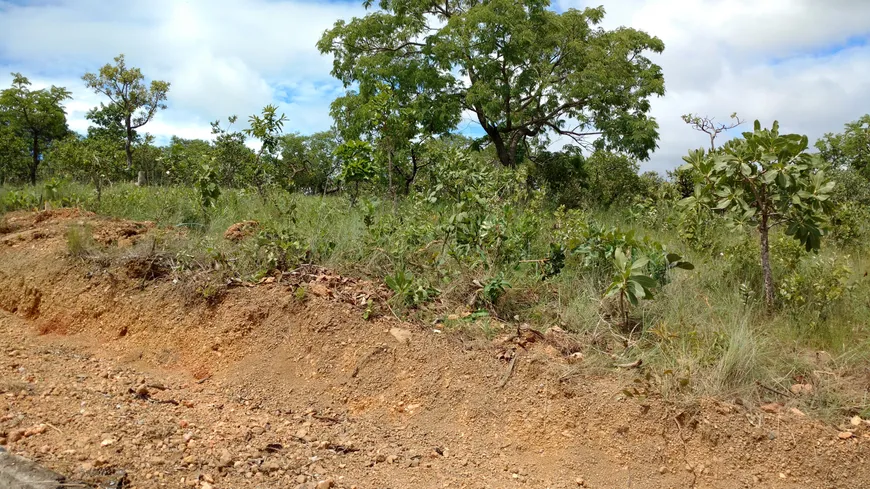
<box><xmin>0</xmin><ymin>209</ymin><xmax>867</xmax><ymax>488</ymax></box>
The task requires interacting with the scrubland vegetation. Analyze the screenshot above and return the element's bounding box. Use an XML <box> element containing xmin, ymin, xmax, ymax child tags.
<box><xmin>2</xmin><ymin>1</ymin><xmax>870</xmax><ymax>418</ymax></box>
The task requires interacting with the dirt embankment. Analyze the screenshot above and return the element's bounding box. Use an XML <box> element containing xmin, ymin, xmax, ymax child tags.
<box><xmin>0</xmin><ymin>209</ymin><xmax>867</xmax><ymax>489</ymax></box>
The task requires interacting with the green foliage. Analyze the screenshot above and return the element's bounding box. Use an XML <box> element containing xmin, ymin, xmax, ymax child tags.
<box><xmin>210</xmin><ymin>116</ymin><xmax>256</xmax><ymax>187</ymax></box>
<box><xmin>680</xmin><ymin>120</ymin><xmax>837</xmax><ymax>306</ymax></box>
<box><xmin>195</xmin><ymin>162</ymin><xmax>221</xmax><ymax>213</ymax></box>
<box><xmin>335</xmin><ymin>140</ymin><xmax>377</xmax><ymax>204</ymax></box>
<box><xmin>385</xmin><ymin>268</ymin><xmax>438</xmax><ymax>307</ymax></box>
<box><xmin>320</xmin><ymin>2</ymin><xmax>664</xmax><ymax>167</ymax></box>
<box><xmin>778</xmin><ymin>256</ymin><xmax>854</xmax><ymax>321</ymax></box>
<box><xmin>82</xmin><ymin>54</ymin><xmax>170</xmax><ymax>170</ymax></box>
<box><xmin>0</xmin><ymin>73</ymin><xmax>72</xmax><ymax>184</ymax></box>
<box><xmin>482</xmin><ymin>274</ymin><xmax>511</xmax><ymax>305</ymax></box>
<box><xmin>605</xmin><ymin>248</ymin><xmax>657</xmax><ymax>324</ymax></box>
<box><xmin>66</xmin><ymin>224</ymin><xmax>96</xmax><ymax>259</ymax></box>
<box><xmin>244</xmin><ymin>104</ymin><xmax>288</xmax><ymax>194</ymax></box>
<box><xmin>816</xmin><ymin>114</ymin><xmax>870</xmax><ymax>180</ymax></box>
<box><xmin>280</xmin><ymin>131</ymin><xmax>341</xmax><ymax>194</ymax></box>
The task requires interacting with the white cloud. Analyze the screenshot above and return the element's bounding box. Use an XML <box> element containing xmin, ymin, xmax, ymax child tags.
<box><xmin>554</xmin><ymin>0</ymin><xmax>870</xmax><ymax>172</ymax></box>
<box><xmin>0</xmin><ymin>0</ymin><xmax>364</xmax><ymax>144</ymax></box>
<box><xmin>1</xmin><ymin>0</ymin><xmax>869</xmax><ymax>173</ymax></box>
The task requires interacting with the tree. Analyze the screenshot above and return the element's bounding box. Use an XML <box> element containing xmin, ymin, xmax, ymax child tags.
<box><xmin>584</xmin><ymin>150</ymin><xmax>642</xmax><ymax>208</ymax></box>
<box><xmin>280</xmin><ymin>131</ymin><xmax>341</xmax><ymax>195</ymax></box>
<box><xmin>682</xmin><ymin>113</ymin><xmax>745</xmax><ymax>152</ymax></box>
<box><xmin>244</xmin><ymin>105</ymin><xmax>288</xmax><ymax>196</ymax></box>
<box><xmin>162</xmin><ymin>136</ymin><xmax>213</xmax><ymax>185</ymax></box>
<box><xmin>526</xmin><ymin>147</ymin><xmax>587</xmax><ymax>207</ymax></box>
<box><xmin>82</xmin><ymin>54</ymin><xmax>170</xmax><ymax>172</ymax></box>
<box><xmin>0</xmin><ymin>73</ymin><xmax>71</xmax><ymax>184</ymax></box>
<box><xmin>51</xmin><ymin>134</ymin><xmax>123</xmax><ymax>203</ymax></box>
<box><xmin>335</xmin><ymin>140</ymin><xmax>377</xmax><ymax>205</ymax></box>
<box><xmin>680</xmin><ymin>121</ymin><xmax>836</xmax><ymax>307</ymax></box>
<box><xmin>319</xmin><ymin>2</ymin><xmax>665</xmax><ymax>168</ymax></box>
<box><xmin>0</xmin><ymin>109</ymin><xmax>29</xmax><ymax>184</ymax></box>
<box><xmin>210</xmin><ymin>116</ymin><xmax>255</xmax><ymax>187</ymax></box>
<box><xmin>815</xmin><ymin>114</ymin><xmax>870</xmax><ymax>179</ymax></box>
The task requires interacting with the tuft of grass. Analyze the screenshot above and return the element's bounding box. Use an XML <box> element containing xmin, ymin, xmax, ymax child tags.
<box><xmin>66</xmin><ymin>224</ymin><xmax>97</xmax><ymax>259</ymax></box>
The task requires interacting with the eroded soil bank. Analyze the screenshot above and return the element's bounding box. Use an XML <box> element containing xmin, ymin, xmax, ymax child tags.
<box><xmin>0</xmin><ymin>210</ymin><xmax>866</xmax><ymax>488</ymax></box>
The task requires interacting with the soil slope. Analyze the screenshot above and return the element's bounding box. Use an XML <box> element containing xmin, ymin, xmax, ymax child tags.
<box><xmin>0</xmin><ymin>209</ymin><xmax>867</xmax><ymax>489</ymax></box>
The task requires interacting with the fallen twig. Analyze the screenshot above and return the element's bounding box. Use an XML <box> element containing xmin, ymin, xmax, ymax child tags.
<box><xmin>615</xmin><ymin>359</ymin><xmax>643</xmax><ymax>369</ymax></box>
<box><xmin>755</xmin><ymin>380</ymin><xmax>792</xmax><ymax>398</ymax></box>
<box><xmin>498</xmin><ymin>354</ymin><xmax>518</xmax><ymax>389</ymax></box>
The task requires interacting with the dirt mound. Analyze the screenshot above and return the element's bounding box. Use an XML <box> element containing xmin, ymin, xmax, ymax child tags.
<box><xmin>0</xmin><ymin>210</ymin><xmax>867</xmax><ymax>489</ymax></box>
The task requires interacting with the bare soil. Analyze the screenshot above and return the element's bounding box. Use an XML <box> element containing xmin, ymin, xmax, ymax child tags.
<box><xmin>0</xmin><ymin>209</ymin><xmax>867</xmax><ymax>489</ymax></box>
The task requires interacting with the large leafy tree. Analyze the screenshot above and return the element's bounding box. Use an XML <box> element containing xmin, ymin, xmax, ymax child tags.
<box><xmin>680</xmin><ymin>121</ymin><xmax>836</xmax><ymax>307</ymax></box>
<box><xmin>319</xmin><ymin>1</ymin><xmax>665</xmax><ymax>167</ymax></box>
<box><xmin>0</xmin><ymin>73</ymin><xmax>71</xmax><ymax>184</ymax></box>
<box><xmin>82</xmin><ymin>54</ymin><xmax>170</xmax><ymax>171</ymax></box>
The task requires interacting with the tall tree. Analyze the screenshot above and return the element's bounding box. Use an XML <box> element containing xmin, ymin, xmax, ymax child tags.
<box><xmin>82</xmin><ymin>54</ymin><xmax>170</xmax><ymax>171</ymax></box>
<box><xmin>319</xmin><ymin>1</ymin><xmax>665</xmax><ymax>167</ymax></box>
<box><xmin>0</xmin><ymin>73</ymin><xmax>71</xmax><ymax>184</ymax></box>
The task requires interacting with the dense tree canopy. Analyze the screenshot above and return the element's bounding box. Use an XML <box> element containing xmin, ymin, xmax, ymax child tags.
<box><xmin>319</xmin><ymin>1</ymin><xmax>665</xmax><ymax>167</ymax></box>
<box><xmin>0</xmin><ymin>73</ymin><xmax>71</xmax><ymax>184</ymax></box>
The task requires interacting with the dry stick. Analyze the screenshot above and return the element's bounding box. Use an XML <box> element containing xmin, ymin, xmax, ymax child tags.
<box><xmin>756</xmin><ymin>380</ymin><xmax>792</xmax><ymax>398</ymax></box>
<box><xmin>615</xmin><ymin>359</ymin><xmax>643</xmax><ymax>369</ymax></box>
<box><xmin>498</xmin><ymin>354</ymin><xmax>518</xmax><ymax>389</ymax></box>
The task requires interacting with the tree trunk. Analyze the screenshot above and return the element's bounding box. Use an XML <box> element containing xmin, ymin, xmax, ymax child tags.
<box><xmin>30</xmin><ymin>135</ymin><xmax>39</xmax><ymax>185</ymax></box>
<box><xmin>484</xmin><ymin>127</ymin><xmax>514</xmax><ymax>167</ymax></box>
<box><xmin>759</xmin><ymin>214</ymin><xmax>775</xmax><ymax>308</ymax></box>
<box><xmin>125</xmin><ymin>115</ymin><xmax>134</xmax><ymax>171</ymax></box>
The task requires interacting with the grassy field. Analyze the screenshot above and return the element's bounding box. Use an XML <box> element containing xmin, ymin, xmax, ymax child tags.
<box><xmin>2</xmin><ymin>179</ymin><xmax>869</xmax><ymax>419</ymax></box>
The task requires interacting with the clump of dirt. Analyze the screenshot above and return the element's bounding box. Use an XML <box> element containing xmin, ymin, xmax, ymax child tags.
<box><xmin>0</xmin><ymin>209</ymin><xmax>868</xmax><ymax>489</ymax></box>
<box><xmin>224</xmin><ymin>220</ymin><xmax>260</xmax><ymax>242</ymax></box>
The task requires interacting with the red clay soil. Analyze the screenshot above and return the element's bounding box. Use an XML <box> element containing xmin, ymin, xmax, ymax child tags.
<box><xmin>0</xmin><ymin>209</ymin><xmax>867</xmax><ymax>489</ymax></box>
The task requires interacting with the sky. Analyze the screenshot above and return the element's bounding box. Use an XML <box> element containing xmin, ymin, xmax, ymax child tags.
<box><xmin>1</xmin><ymin>0</ymin><xmax>869</xmax><ymax>173</ymax></box>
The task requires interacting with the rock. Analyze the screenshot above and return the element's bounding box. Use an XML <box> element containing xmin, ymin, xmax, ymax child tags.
<box><xmin>218</xmin><ymin>448</ymin><xmax>233</xmax><ymax>468</ymax></box>
<box><xmin>850</xmin><ymin>416</ymin><xmax>863</xmax><ymax>426</ymax></box>
<box><xmin>261</xmin><ymin>459</ymin><xmax>281</xmax><ymax>473</ymax></box>
<box><xmin>789</xmin><ymin>408</ymin><xmax>806</xmax><ymax>417</ymax></box>
<box><xmin>309</xmin><ymin>283</ymin><xmax>330</xmax><ymax>297</ymax></box>
<box><xmin>838</xmin><ymin>432</ymin><xmax>854</xmax><ymax>440</ymax></box>
<box><xmin>760</xmin><ymin>403</ymin><xmax>782</xmax><ymax>414</ymax></box>
<box><xmin>224</xmin><ymin>220</ymin><xmax>260</xmax><ymax>242</ymax></box>
<box><xmin>316</xmin><ymin>479</ymin><xmax>335</xmax><ymax>489</ymax></box>
<box><xmin>790</xmin><ymin>384</ymin><xmax>813</xmax><ymax>395</ymax></box>
<box><xmin>135</xmin><ymin>385</ymin><xmax>150</xmax><ymax>397</ymax></box>
<box><xmin>0</xmin><ymin>451</ymin><xmax>66</xmax><ymax>488</ymax></box>
<box><xmin>201</xmin><ymin>482</ymin><xmax>213</xmax><ymax>489</ymax></box>
<box><xmin>7</xmin><ymin>429</ymin><xmax>25</xmax><ymax>443</ymax></box>
<box><xmin>389</xmin><ymin>328</ymin><xmax>412</xmax><ymax>344</ymax></box>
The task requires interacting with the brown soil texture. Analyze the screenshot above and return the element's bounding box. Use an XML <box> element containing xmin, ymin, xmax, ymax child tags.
<box><xmin>0</xmin><ymin>209</ymin><xmax>868</xmax><ymax>489</ymax></box>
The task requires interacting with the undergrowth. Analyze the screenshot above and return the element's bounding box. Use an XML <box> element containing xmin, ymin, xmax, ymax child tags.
<box><xmin>3</xmin><ymin>169</ymin><xmax>869</xmax><ymax>421</ymax></box>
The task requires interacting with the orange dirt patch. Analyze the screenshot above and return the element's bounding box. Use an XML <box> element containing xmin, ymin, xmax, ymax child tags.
<box><xmin>0</xmin><ymin>209</ymin><xmax>867</xmax><ymax>489</ymax></box>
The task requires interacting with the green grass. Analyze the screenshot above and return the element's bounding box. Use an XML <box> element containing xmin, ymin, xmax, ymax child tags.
<box><xmin>3</xmin><ymin>179</ymin><xmax>869</xmax><ymax>420</ymax></box>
